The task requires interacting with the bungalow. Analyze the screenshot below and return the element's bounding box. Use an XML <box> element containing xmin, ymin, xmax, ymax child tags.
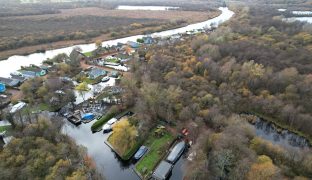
<box><xmin>88</xmin><ymin>68</ymin><xmax>107</xmax><ymax>79</ymax></box>
<box><xmin>127</xmin><ymin>41</ymin><xmax>140</xmax><ymax>48</ymax></box>
<box><xmin>0</xmin><ymin>77</ymin><xmax>20</xmax><ymax>87</ymax></box>
<box><xmin>0</xmin><ymin>83</ymin><xmax>5</xmax><ymax>93</ymax></box>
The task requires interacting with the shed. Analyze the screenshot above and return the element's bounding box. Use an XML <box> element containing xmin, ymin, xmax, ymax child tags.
<box><xmin>0</xmin><ymin>83</ymin><xmax>5</xmax><ymax>93</ymax></box>
<box><xmin>152</xmin><ymin>160</ymin><xmax>173</xmax><ymax>180</ymax></box>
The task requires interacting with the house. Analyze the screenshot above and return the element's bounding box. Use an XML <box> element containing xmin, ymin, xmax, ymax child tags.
<box><xmin>143</xmin><ymin>36</ymin><xmax>154</xmax><ymax>44</ymax></box>
<box><xmin>0</xmin><ymin>83</ymin><xmax>5</xmax><ymax>93</ymax></box>
<box><xmin>88</xmin><ymin>68</ymin><xmax>107</xmax><ymax>79</ymax></box>
<box><xmin>0</xmin><ymin>77</ymin><xmax>20</xmax><ymax>87</ymax></box>
<box><xmin>127</xmin><ymin>41</ymin><xmax>140</xmax><ymax>48</ymax></box>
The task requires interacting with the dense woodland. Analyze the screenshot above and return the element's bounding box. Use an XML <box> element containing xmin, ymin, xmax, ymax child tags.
<box><xmin>1</xmin><ymin>1</ymin><xmax>312</xmax><ymax>180</ymax></box>
<box><xmin>0</xmin><ymin>117</ymin><xmax>102</xmax><ymax>179</ymax></box>
<box><xmin>121</xmin><ymin>5</ymin><xmax>312</xmax><ymax>179</ymax></box>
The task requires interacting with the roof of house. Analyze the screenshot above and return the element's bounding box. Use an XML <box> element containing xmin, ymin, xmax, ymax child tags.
<box><xmin>127</xmin><ymin>41</ymin><xmax>140</xmax><ymax>48</ymax></box>
<box><xmin>89</xmin><ymin>68</ymin><xmax>107</xmax><ymax>78</ymax></box>
<box><xmin>0</xmin><ymin>77</ymin><xmax>20</xmax><ymax>87</ymax></box>
<box><xmin>10</xmin><ymin>75</ymin><xmax>26</xmax><ymax>82</ymax></box>
<box><xmin>20</xmin><ymin>70</ymin><xmax>36</xmax><ymax>77</ymax></box>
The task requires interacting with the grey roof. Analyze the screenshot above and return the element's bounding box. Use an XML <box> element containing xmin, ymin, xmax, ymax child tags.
<box><xmin>152</xmin><ymin>161</ymin><xmax>173</xmax><ymax>180</ymax></box>
<box><xmin>166</xmin><ymin>141</ymin><xmax>186</xmax><ymax>163</ymax></box>
<box><xmin>127</xmin><ymin>41</ymin><xmax>140</xmax><ymax>48</ymax></box>
<box><xmin>11</xmin><ymin>75</ymin><xmax>26</xmax><ymax>82</ymax></box>
<box><xmin>20</xmin><ymin>70</ymin><xmax>36</xmax><ymax>77</ymax></box>
<box><xmin>89</xmin><ymin>68</ymin><xmax>107</xmax><ymax>78</ymax></box>
<box><xmin>0</xmin><ymin>77</ymin><xmax>20</xmax><ymax>87</ymax></box>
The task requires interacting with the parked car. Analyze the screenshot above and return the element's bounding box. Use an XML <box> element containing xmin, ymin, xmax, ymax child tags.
<box><xmin>103</xmin><ymin>118</ymin><xmax>118</xmax><ymax>133</ymax></box>
<box><xmin>101</xmin><ymin>76</ymin><xmax>110</xmax><ymax>82</ymax></box>
<box><xmin>166</xmin><ymin>141</ymin><xmax>186</xmax><ymax>164</ymax></box>
<box><xmin>134</xmin><ymin>146</ymin><xmax>148</xmax><ymax>160</ymax></box>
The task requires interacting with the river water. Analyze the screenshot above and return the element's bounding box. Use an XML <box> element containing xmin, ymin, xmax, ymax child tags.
<box><xmin>2</xmin><ymin>7</ymin><xmax>234</xmax><ymax>180</ymax></box>
<box><xmin>0</xmin><ymin>7</ymin><xmax>234</xmax><ymax>78</ymax></box>
<box><xmin>253</xmin><ymin>118</ymin><xmax>310</xmax><ymax>150</ymax></box>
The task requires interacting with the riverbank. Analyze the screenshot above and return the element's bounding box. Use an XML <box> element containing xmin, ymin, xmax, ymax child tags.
<box><xmin>250</xmin><ymin>111</ymin><xmax>312</xmax><ymax>145</ymax></box>
<box><xmin>0</xmin><ymin>10</ymin><xmax>221</xmax><ymax>60</ymax></box>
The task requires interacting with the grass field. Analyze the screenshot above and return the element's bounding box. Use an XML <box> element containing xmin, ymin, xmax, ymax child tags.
<box><xmin>135</xmin><ymin>130</ymin><xmax>175</xmax><ymax>177</ymax></box>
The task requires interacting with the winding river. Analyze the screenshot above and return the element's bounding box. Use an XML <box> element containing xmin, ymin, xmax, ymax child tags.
<box><xmin>0</xmin><ymin>7</ymin><xmax>234</xmax><ymax>78</ymax></box>
<box><xmin>2</xmin><ymin>7</ymin><xmax>234</xmax><ymax>180</ymax></box>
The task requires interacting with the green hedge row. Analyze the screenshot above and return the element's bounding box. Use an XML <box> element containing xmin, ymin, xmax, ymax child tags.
<box><xmin>91</xmin><ymin>111</ymin><xmax>117</xmax><ymax>132</ymax></box>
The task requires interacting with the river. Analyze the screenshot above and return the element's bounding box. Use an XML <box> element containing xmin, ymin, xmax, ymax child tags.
<box><xmin>2</xmin><ymin>7</ymin><xmax>234</xmax><ymax>180</ymax></box>
<box><xmin>253</xmin><ymin>117</ymin><xmax>310</xmax><ymax>150</ymax></box>
<box><xmin>0</xmin><ymin>7</ymin><xmax>234</xmax><ymax>78</ymax></box>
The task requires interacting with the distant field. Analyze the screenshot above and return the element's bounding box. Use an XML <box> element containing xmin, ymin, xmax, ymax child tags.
<box><xmin>0</xmin><ymin>7</ymin><xmax>220</xmax><ymax>59</ymax></box>
<box><xmin>10</xmin><ymin>7</ymin><xmax>218</xmax><ymax>21</ymax></box>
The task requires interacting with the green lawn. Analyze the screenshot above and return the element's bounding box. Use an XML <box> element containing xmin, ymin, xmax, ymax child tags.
<box><xmin>83</xmin><ymin>51</ymin><xmax>93</xmax><ymax>57</ymax></box>
<box><xmin>0</xmin><ymin>125</ymin><xmax>12</xmax><ymax>133</ymax></box>
<box><xmin>135</xmin><ymin>131</ymin><xmax>175</xmax><ymax>177</ymax></box>
<box><xmin>105</xmin><ymin>58</ymin><xmax>120</xmax><ymax>63</ymax></box>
